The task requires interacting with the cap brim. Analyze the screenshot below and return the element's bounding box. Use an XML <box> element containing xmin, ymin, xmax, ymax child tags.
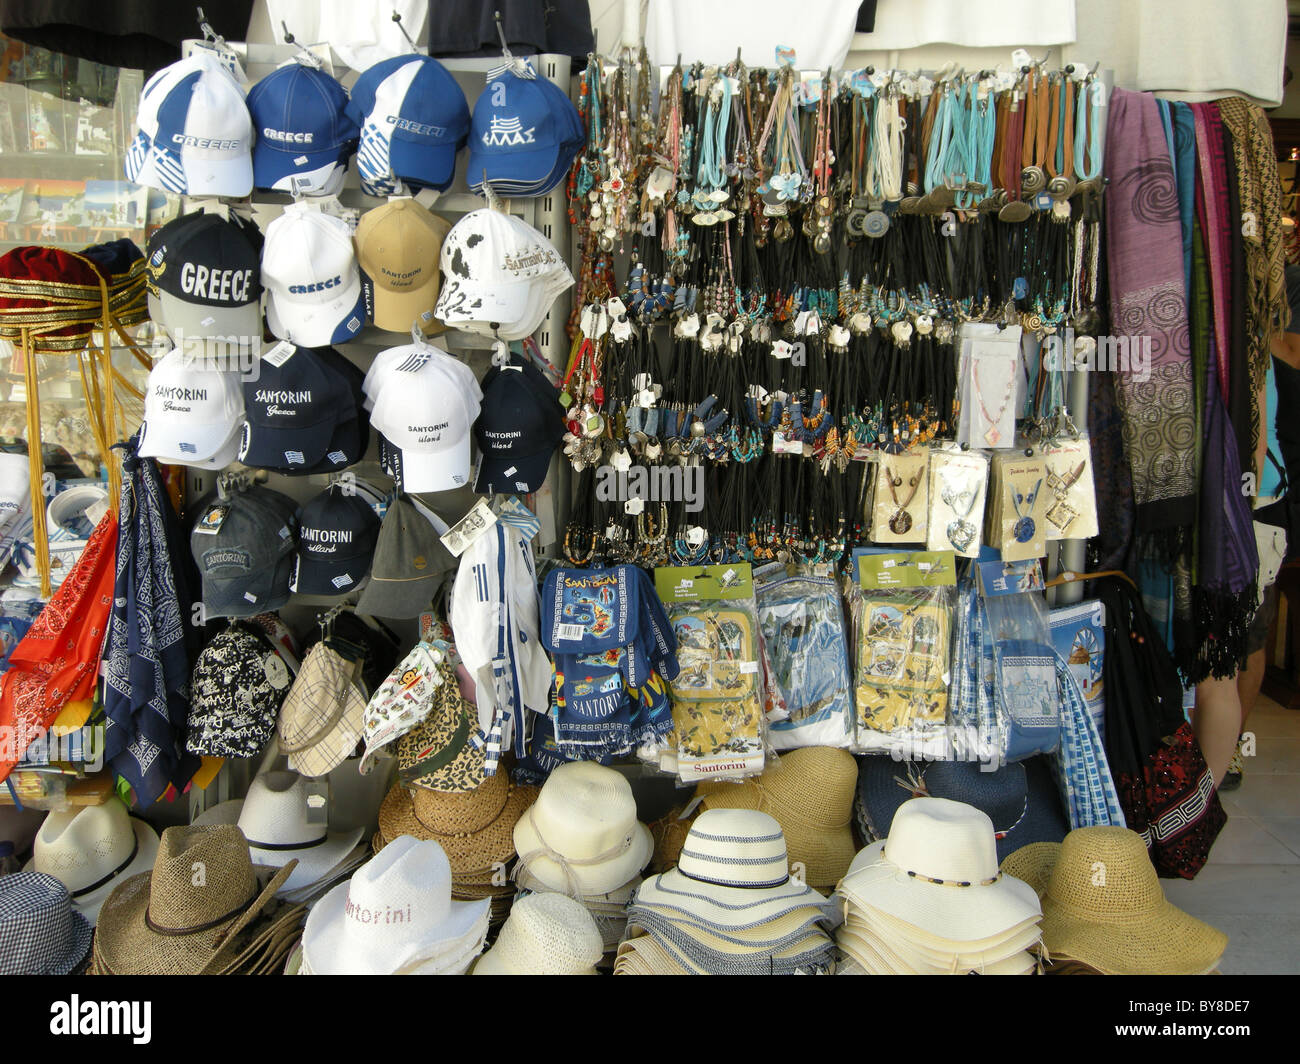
<box><xmin>252</xmin><ymin>140</ymin><xmax>351</xmax><ymax>195</ymax></box>
<box><xmin>389</xmin><ymin>139</ymin><xmax>460</xmax><ymax>193</ymax></box>
<box><xmin>355</xmin><ymin>570</ymin><xmax>444</xmax><ymax>620</ymax></box>
<box><xmin>392</xmin><ymin>434</ymin><xmax>472</xmax><ymax>493</ymax></box>
<box><xmin>292</xmin><ymin>547</ymin><xmax>375</xmax><ymax>596</ymax></box>
<box><xmin>201</xmin><ymin>552</ymin><xmax>295</xmax><ymax>619</ymax></box>
<box><xmin>468</xmin><ymin>143</ymin><xmax>562</xmax><ymax>190</ymax></box>
<box><xmin>473</xmin><ymin>443</ymin><xmax>555</xmax><ymax>495</ymax></box>
<box><xmin>435</xmin><ymin>278</ymin><xmax>533</xmax><ymax>332</ymax></box>
<box><xmin>155</xmin><ymin>289</ymin><xmax>262</xmax><ymax>348</ymax></box>
<box><xmin>239</xmin><ymin>417</ymin><xmax>348</xmax><ymax>473</ymax></box>
<box><xmin>266</xmin><ymin>280</ymin><xmax>366</xmax><ymax>349</ymax></box>
<box><xmin>182</xmin><ymin>153</ymin><xmax>254</xmax><ymax>198</ymax></box>
<box><xmin>138</xmin><ymin>410</ymin><xmax>240</xmax><ymax>465</ymax></box>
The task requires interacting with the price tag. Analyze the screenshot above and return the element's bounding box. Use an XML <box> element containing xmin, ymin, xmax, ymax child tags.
<box><xmin>262</xmin><ymin>340</ymin><xmax>296</xmax><ymax>368</ymax></box>
<box><xmin>624</xmin><ymin>497</ymin><xmax>646</xmax><ymax>515</ymax></box>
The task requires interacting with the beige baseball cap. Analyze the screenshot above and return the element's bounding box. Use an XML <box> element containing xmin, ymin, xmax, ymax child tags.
<box><xmin>354</xmin><ymin>198</ymin><xmax>450</xmax><ymax>334</ymax></box>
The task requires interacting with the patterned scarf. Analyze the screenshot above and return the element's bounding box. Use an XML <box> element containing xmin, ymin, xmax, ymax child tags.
<box><xmin>1217</xmin><ymin>97</ymin><xmax>1292</xmax><ymax>401</ymax></box>
<box><xmin>1104</xmin><ymin>89</ymin><xmax>1197</xmax><ymax>540</ymax></box>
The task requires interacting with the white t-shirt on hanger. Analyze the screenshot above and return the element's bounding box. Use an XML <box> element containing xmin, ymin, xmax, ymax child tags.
<box><xmin>265</xmin><ymin>0</ymin><xmax>427</xmax><ymax>72</ymax></box>
<box><xmin>854</xmin><ymin>0</ymin><xmax>1076</xmax><ymax>50</ymax></box>
<box><xmin>644</xmin><ymin>0</ymin><xmax>862</xmax><ymax>71</ymax></box>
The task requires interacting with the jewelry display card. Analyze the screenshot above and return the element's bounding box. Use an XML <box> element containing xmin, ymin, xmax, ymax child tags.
<box><xmin>926</xmin><ymin>448</ymin><xmax>990</xmax><ymax>558</ymax></box>
<box><xmin>871</xmin><ymin>452</ymin><xmax>930</xmax><ymax>544</ymax></box>
<box><xmin>989</xmin><ymin>454</ymin><xmax>1048</xmax><ymax>561</ymax></box>
<box><xmin>1039</xmin><ymin>436</ymin><xmax>1099</xmax><ymax>541</ymax></box>
<box><xmin>956</xmin><ymin>323</ymin><xmax>1022</xmax><ymax>450</ymax></box>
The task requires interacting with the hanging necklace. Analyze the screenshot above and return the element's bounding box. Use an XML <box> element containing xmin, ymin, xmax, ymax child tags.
<box><xmin>940</xmin><ymin>468</ymin><xmax>980</xmax><ymax>552</ymax></box>
<box><xmin>1044</xmin><ymin>459</ymin><xmax>1086</xmax><ymax>533</ymax></box>
<box><xmin>884</xmin><ymin>465</ymin><xmax>922</xmax><ymax>535</ymax></box>
<box><xmin>972</xmin><ymin>358</ymin><xmax>1016</xmax><ymax>447</ymax></box>
<box><xmin>1011</xmin><ymin>476</ymin><xmax>1044</xmax><ymax>543</ymax></box>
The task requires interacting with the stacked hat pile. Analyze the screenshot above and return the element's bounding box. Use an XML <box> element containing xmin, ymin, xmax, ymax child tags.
<box><xmin>512</xmin><ymin>762</ymin><xmax>653</xmax><ymax>954</ymax></box>
<box><xmin>90</xmin><ymin>825</ymin><xmax>306</xmax><ymax>975</ymax></box>
<box><xmin>835</xmin><ymin>797</ymin><xmax>1043</xmax><ymax>975</ymax></box>
<box><xmin>619</xmin><ymin>809</ymin><xmax>837</xmax><ymax>975</ymax></box>
<box><xmin>375</xmin><ymin>768</ymin><xmax>538</xmax><ymax>927</ymax></box>
<box><xmin>246</xmin><ymin>61</ymin><xmax>359</xmax><ymax>196</ymax></box>
<box><xmin>1002</xmin><ymin>827</ymin><xmax>1228</xmax><ymax>975</ymax></box>
<box><xmin>193</xmin><ymin>771</ymin><xmax>368</xmax><ymax>908</ymax></box>
<box><xmin>690</xmin><ymin>747</ymin><xmax>859</xmax><ymax>892</ymax></box>
<box><xmin>363</xmin><ymin>342</ymin><xmax>483</xmax><ymax>493</ymax></box>
<box><xmin>299</xmin><ymin>835</ymin><xmax>489</xmax><ymax>975</ymax></box>
<box><xmin>473</xmin><ymin>891</ymin><xmax>604</xmax><ymax>975</ymax></box>
<box><xmin>435</xmin><ymin>208</ymin><xmax>574</xmax><ymax>341</ymax></box>
<box><xmin>467</xmin><ymin>64</ymin><xmax>583</xmax><ymax>196</ymax></box>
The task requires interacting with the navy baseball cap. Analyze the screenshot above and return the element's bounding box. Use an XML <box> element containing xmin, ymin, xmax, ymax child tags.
<box><xmin>467</xmin><ymin>67</ymin><xmax>580</xmax><ymax>196</ymax></box>
<box><xmin>247</xmin><ymin>63</ymin><xmax>360</xmax><ymax>195</ymax></box>
<box><xmin>238</xmin><ymin>344</ymin><xmax>370</xmax><ymax>475</ymax></box>
<box><xmin>346</xmin><ymin>55</ymin><xmax>470</xmax><ymax>196</ymax></box>
<box><xmin>472</xmin><ymin>355</ymin><xmax>565</xmax><ymax>495</ymax></box>
<box><xmin>291</xmin><ymin>485</ymin><xmax>382</xmax><ymax>596</ymax></box>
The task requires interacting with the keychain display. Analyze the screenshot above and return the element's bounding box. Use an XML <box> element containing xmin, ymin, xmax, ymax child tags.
<box><xmin>848</xmin><ymin>550</ymin><xmax>956</xmax><ymax>755</ymax></box>
<box><xmin>652</xmin><ymin>564</ymin><xmax>766</xmax><ymax>781</ymax></box>
<box><xmin>753</xmin><ymin>562</ymin><xmax>854</xmax><ymax>750</ymax></box>
<box><xmin>927</xmin><ymin>448</ymin><xmax>990</xmax><ymax>558</ymax></box>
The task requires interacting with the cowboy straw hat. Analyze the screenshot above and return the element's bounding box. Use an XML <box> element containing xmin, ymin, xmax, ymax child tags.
<box><xmin>301</xmin><ymin>834</ymin><xmax>490</xmax><ymax>975</ymax></box>
<box><xmin>855</xmin><ymin>754</ymin><xmax>1069</xmax><ymax>862</ymax></box>
<box><xmin>192</xmin><ymin>771</ymin><xmax>365</xmax><ymax>896</ymax></box>
<box><xmin>92</xmin><ymin>825</ymin><xmax>298</xmax><ymax>975</ymax></box>
<box><xmin>513</xmin><ymin>762</ymin><xmax>652</xmax><ymax>896</ymax></box>
<box><xmin>473</xmin><ymin>891</ymin><xmax>604</xmax><ymax>975</ymax></box>
<box><xmin>999</xmin><ymin>827</ymin><xmax>1229</xmax><ymax>976</ymax></box>
<box><xmin>633</xmin><ymin>808</ymin><xmax>833</xmax><ymax>931</ymax></box>
<box><xmin>694</xmin><ymin>747</ymin><xmax>858</xmax><ymax>888</ymax></box>
<box><xmin>27</xmin><ymin>796</ymin><xmax>159</xmax><ymax>926</ymax></box>
<box><xmin>838</xmin><ymin>797</ymin><xmax>1041</xmax><ymax>945</ymax></box>
<box><xmin>375</xmin><ymin>768</ymin><xmax>538</xmax><ymax>875</ymax></box>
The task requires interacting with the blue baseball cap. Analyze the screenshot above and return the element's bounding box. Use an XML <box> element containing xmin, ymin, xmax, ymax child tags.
<box><xmin>468</xmin><ymin>68</ymin><xmax>582</xmax><ymax>196</ymax></box>
<box><xmin>472</xmin><ymin>355</ymin><xmax>565</xmax><ymax>494</ymax></box>
<box><xmin>247</xmin><ymin>63</ymin><xmax>360</xmax><ymax>195</ymax></box>
<box><xmin>291</xmin><ymin>485</ymin><xmax>382</xmax><ymax>596</ymax></box>
<box><xmin>346</xmin><ymin>55</ymin><xmax>470</xmax><ymax>196</ymax></box>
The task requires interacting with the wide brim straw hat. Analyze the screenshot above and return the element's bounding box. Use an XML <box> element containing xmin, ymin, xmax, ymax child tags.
<box><xmin>92</xmin><ymin>826</ymin><xmax>297</xmax><ymax>976</ymax></box>
<box><xmin>374</xmin><ymin>773</ymin><xmax>538</xmax><ymax>874</ymax></box>
<box><xmin>697</xmin><ymin>746</ymin><xmax>858</xmax><ymax>889</ymax></box>
<box><xmin>1000</xmin><ymin>829</ymin><xmax>1229</xmax><ymax>976</ymax></box>
<box><xmin>613</xmin><ymin>932</ymin><xmax>692</xmax><ymax>975</ymax></box>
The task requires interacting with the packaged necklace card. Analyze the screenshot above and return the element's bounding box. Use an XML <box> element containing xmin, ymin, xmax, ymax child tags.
<box><xmin>927</xmin><ymin>448</ymin><xmax>990</xmax><ymax>558</ymax></box>
<box><xmin>988</xmin><ymin>454</ymin><xmax>1048</xmax><ymax>562</ymax></box>
<box><xmin>1039</xmin><ymin>435</ymin><xmax>1099</xmax><ymax>541</ymax></box>
<box><xmin>653</xmin><ymin>564</ymin><xmax>766</xmax><ymax>782</ymax></box>
<box><xmin>956</xmin><ymin>323</ymin><xmax>1022</xmax><ymax>450</ymax></box>
<box><xmin>754</xmin><ymin>563</ymin><xmax>855</xmax><ymax>750</ymax></box>
<box><xmin>848</xmin><ymin>550</ymin><xmax>957</xmax><ymax>755</ymax></box>
<box><xmin>870</xmin><ymin>452</ymin><xmax>929</xmax><ymax>544</ymax></box>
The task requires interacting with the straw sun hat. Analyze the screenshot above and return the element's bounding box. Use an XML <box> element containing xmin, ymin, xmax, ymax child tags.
<box><xmin>694</xmin><ymin>747</ymin><xmax>858</xmax><ymax>889</ymax></box>
<box><xmin>92</xmin><ymin>825</ymin><xmax>297</xmax><ymax>975</ymax></box>
<box><xmin>375</xmin><ymin>767</ymin><xmax>539</xmax><ymax>873</ymax></box>
<box><xmin>473</xmin><ymin>891</ymin><xmax>604</xmax><ymax>975</ymax></box>
<box><xmin>1000</xmin><ymin>827</ymin><xmax>1229</xmax><ymax>976</ymax></box>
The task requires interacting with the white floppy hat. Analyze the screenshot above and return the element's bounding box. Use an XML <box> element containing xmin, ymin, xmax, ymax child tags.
<box><xmin>512</xmin><ymin>762</ymin><xmax>652</xmax><ymax>897</ymax></box>
<box><xmin>28</xmin><ymin>797</ymin><xmax>159</xmax><ymax>926</ymax></box>
<box><xmin>633</xmin><ymin>808</ymin><xmax>832</xmax><ymax>932</ymax></box>
<box><xmin>838</xmin><ymin>797</ymin><xmax>1041</xmax><ymax>945</ymax></box>
<box><xmin>301</xmin><ymin>834</ymin><xmax>489</xmax><ymax>975</ymax></box>
<box><xmin>473</xmin><ymin>891</ymin><xmax>603</xmax><ymax>975</ymax></box>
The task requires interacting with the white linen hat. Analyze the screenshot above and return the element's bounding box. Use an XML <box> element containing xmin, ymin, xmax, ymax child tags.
<box><xmin>28</xmin><ymin>797</ymin><xmax>159</xmax><ymax>926</ymax></box>
<box><xmin>301</xmin><ymin>834</ymin><xmax>489</xmax><ymax>975</ymax></box>
<box><xmin>837</xmin><ymin>797</ymin><xmax>1041</xmax><ymax>945</ymax></box>
<box><xmin>512</xmin><ymin>762</ymin><xmax>652</xmax><ymax>897</ymax></box>
<box><xmin>473</xmin><ymin>891</ymin><xmax>603</xmax><ymax>975</ymax></box>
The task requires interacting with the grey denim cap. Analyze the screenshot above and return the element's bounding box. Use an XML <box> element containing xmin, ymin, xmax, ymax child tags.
<box><xmin>191</xmin><ymin>486</ymin><xmax>299</xmax><ymax>619</ymax></box>
<box><xmin>355</xmin><ymin>494</ymin><xmax>454</xmax><ymax>619</ymax></box>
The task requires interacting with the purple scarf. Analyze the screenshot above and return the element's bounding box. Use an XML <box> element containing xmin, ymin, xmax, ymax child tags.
<box><xmin>1104</xmin><ymin>89</ymin><xmax>1197</xmax><ymax>539</ymax></box>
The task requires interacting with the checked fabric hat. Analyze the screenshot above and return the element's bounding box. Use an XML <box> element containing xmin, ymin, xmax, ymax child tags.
<box><xmin>0</xmin><ymin>872</ymin><xmax>92</xmax><ymax>974</ymax></box>
<box><xmin>278</xmin><ymin>641</ymin><xmax>369</xmax><ymax>778</ymax></box>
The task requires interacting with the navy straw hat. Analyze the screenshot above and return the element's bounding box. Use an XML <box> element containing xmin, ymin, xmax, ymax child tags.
<box><xmin>855</xmin><ymin>754</ymin><xmax>1069</xmax><ymax>862</ymax></box>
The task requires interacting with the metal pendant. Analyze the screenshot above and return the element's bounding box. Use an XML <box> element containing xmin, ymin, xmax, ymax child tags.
<box><xmin>928</xmin><ymin>186</ymin><xmax>957</xmax><ymax>210</ymax></box>
<box><xmin>898</xmin><ymin>196</ymin><xmax>923</xmax><ymax>215</ymax></box>
<box><xmin>946</xmin><ymin>518</ymin><xmax>977</xmax><ymax>552</ymax></box>
<box><xmin>863</xmin><ymin>210</ymin><xmax>890</xmax><ymax>238</ymax></box>
<box><xmin>773</xmin><ymin>217</ymin><xmax>795</xmax><ymax>242</ymax></box>
<box><xmin>1013</xmin><ymin>516</ymin><xmax>1036</xmax><ymax>543</ymax></box>
<box><xmin>1020</xmin><ymin>166</ymin><xmax>1046</xmax><ymax>194</ymax></box>
<box><xmin>889</xmin><ymin>508</ymin><xmax>914</xmax><ymax>535</ymax></box>
<box><xmin>1046</xmin><ymin>500</ymin><xmax>1079</xmax><ymax>532</ymax></box>
<box><xmin>1047</xmin><ymin>174</ymin><xmax>1076</xmax><ymax>199</ymax></box>
<box><xmin>998</xmin><ymin>200</ymin><xmax>1033</xmax><ymax>223</ymax></box>
<box><xmin>846</xmin><ymin>209</ymin><xmax>867</xmax><ymax>237</ymax></box>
